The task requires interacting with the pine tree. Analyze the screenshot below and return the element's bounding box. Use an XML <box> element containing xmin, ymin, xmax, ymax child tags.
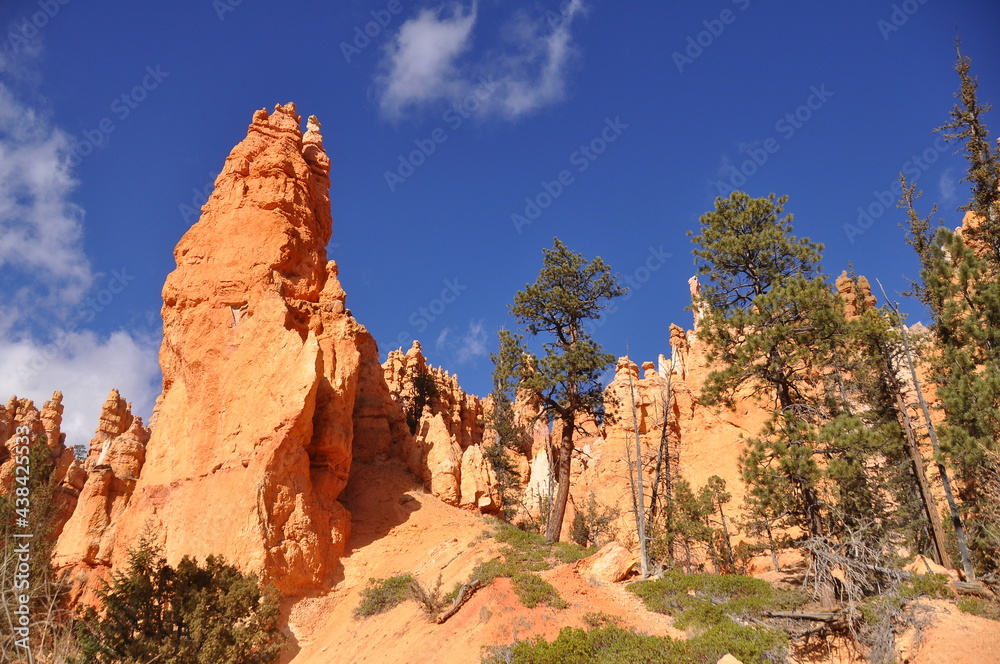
<box><xmin>494</xmin><ymin>238</ymin><xmax>626</xmax><ymax>543</ymax></box>
<box><xmin>901</xmin><ymin>44</ymin><xmax>1000</xmax><ymax>574</ymax></box>
<box><xmin>76</xmin><ymin>535</ymin><xmax>284</xmax><ymax>664</ymax></box>
<box><xmin>935</xmin><ymin>40</ymin><xmax>1000</xmax><ymax>262</ymax></box>
<box><xmin>691</xmin><ymin>192</ymin><xmax>841</xmax><ymax>540</ymax></box>
<box><xmin>483</xmin><ymin>350</ymin><xmax>528</xmax><ymax>521</ymax></box>
<box><xmin>692</xmin><ymin>193</ymin><xmax>928</xmax><ymax>561</ymax></box>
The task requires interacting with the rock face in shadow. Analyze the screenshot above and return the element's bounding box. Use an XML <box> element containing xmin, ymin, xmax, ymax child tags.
<box><xmin>354</xmin><ymin>340</ymin><xmax>490</xmax><ymax>509</ymax></box>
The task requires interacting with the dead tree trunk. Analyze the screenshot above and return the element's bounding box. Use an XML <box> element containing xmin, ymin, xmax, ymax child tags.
<box><xmin>626</xmin><ymin>354</ymin><xmax>650</xmax><ymax>577</ymax></box>
<box><xmin>878</xmin><ymin>280</ymin><xmax>977</xmax><ymax>582</ymax></box>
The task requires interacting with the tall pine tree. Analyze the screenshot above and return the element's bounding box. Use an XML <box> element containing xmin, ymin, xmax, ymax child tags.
<box><xmin>494</xmin><ymin>238</ymin><xmax>626</xmax><ymax>543</ymax></box>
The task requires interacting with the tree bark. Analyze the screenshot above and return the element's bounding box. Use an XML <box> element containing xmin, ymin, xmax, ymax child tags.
<box><xmin>626</xmin><ymin>357</ymin><xmax>650</xmax><ymax>577</ymax></box>
<box><xmin>545</xmin><ymin>411</ymin><xmax>576</xmax><ymax>544</ymax></box>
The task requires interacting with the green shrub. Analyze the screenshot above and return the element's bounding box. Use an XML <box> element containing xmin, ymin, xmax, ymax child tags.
<box><xmin>511</xmin><ymin>573</ymin><xmax>567</xmax><ymax>609</ymax></box>
<box><xmin>553</xmin><ymin>542</ymin><xmax>593</xmax><ymax>564</ymax></box>
<box><xmin>481</xmin><ymin>623</ymin><xmax>787</xmax><ymax>664</ymax></box>
<box><xmin>581</xmin><ymin>612</ymin><xmax>623</xmax><ymax>629</ymax></box>
<box><xmin>353</xmin><ymin>574</ymin><xmax>416</xmax><ymax>619</ymax></box>
<box><xmin>900</xmin><ymin>573</ymin><xmax>952</xmax><ymax>599</ymax></box>
<box><xmin>463</xmin><ymin>520</ymin><xmax>594</xmax><ymax>611</ymax></box>
<box><xmin>629</xmin><ymin>570</ymin><xmax>805</xmax><ymax>629</ymax></box>
<box><xmin>957</xmin><ymin>597</ymin><xmax>1000</xmax><ymax>622</ymax></box>
<box><xmin>621</xmin><ymin>571</ymin><xmax>798</xmax><ymax>664</ymax></box>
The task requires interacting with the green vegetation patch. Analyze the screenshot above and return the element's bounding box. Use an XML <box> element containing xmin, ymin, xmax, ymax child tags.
<box><xmin>468</xmin><ymin>519</ymin><xmax>593</xmax><ymax>610</ymax></box>
<box><xmin>353</xmin><ymin>574</ymin><xmax>416</xmax><ymax>619</ymax></box>
<box><xmin>629</xmin><ymin>570</ymin><xmax>806</xmax><ymax>631</ymax></box>
<box><xmin>957</xmin><ymin>597</ymin><xmax>1000</xmax><ymax>622</ymax></box>
<box><xmin>899</xmin><ymin>572</ymin><xmax>952</xmax><ymax>600</ymax></box>
<box><xmin>481</xmin><ymin>622</ymin><xmax>787</xmax><ymax>664</ymax></box>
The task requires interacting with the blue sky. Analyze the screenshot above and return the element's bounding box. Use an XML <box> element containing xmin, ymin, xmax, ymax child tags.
<box><xmin>0</xmin><ymin>0</ymin><xmax>997</xmax><ymax>443</ymax></box>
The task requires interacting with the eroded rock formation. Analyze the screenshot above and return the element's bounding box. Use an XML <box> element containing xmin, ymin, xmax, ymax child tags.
<box><xmin>96</xmin><ymin>104</ymin><xmax>365</xmax><ymax>594</ymax></box>
<box><xmin>370</xmin><ymin>341</ymin><xmax>489</xmax><ymax>508</ymax></box>
<box><xmin>835</xmin><ymin>270</ymin><xmax>877</xmax><ymax>317</ymax></box>
<box><xmin>52</xmin><ymin>390</ymin><xmax>150</xmax><ymax>571</ymax></box>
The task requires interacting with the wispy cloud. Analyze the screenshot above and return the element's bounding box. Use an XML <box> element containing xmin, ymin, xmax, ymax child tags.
<box><xmin>435</xmin><ymin>326</ymin><xmax>451</xmax><ymax>351</ymax></box>
<box><xmin>0</xmin><ymin>330</ymin><xmax>161</xmax><ymax>445</ymax></box>
<box><xmin>0</xmin><ymin>81</ymin><xmax>92</xmax><ymax>311</ymax></box>
<box><xmin>375</xmin><ymin>0</ymin><xmax>587</xmax><ymax>122</ymax></box>
<box><xmin>938</xmin><ymin>167</ymin><xmax>958</xmax><ymax>205</ymax></box>
<box><xmin>431</xmin><ymin>319</ymin><xmax>488</xmax><ymax>364</ymax></box>
<box><xmin>456</xmin><ymin>319</ymin><xmax>487</xmax><ymax>363</ymax></box>
<box><xmin>0</xmin><ymin>60</ymin><xmax>160</xmax><ymax>445</ymax></box>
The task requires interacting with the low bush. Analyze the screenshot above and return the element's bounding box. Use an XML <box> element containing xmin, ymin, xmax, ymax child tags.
<box><xmin>481</xmin><ymin>622</ymin><xmax>787</xmax><ymax>664</ymax></box>
<box><xmin>465</xmin><ymin>519</ymin><xmax>595</xmax><ymax>611</ymax></box>
<box><xmin>511</xmin><ymin>573</ymin><xmax>568</xmax><ymax>609</ymax></box>
<box><xmin>409</xmin><ymin>574</ymin><xmax>449</xmax><ymax>618</ymax></box>
<box><xmin>581</xmin><ymin>612</ymin><xmax>624</xmax><ymax>629</ymax></box>
<box><xmin>899</xmin><ymin>573</ymin><xmax>952</xmax><ymax>599</ymax></box>
<box><xmin>353</xmin><ymin>574</ymin><xmax>416</xmax><ymax>619</ymax></box>
<box><xmin>629</xmin><ymin>570</ymin><xmax>805</xmax><ymax>630</ymax></box>
<box><xmin>957</xmin><ymin>597</ymin><xmax>1000</xmax><ymax>622</ymax></box>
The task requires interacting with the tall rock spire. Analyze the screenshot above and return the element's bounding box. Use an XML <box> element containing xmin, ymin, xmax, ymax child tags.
<box><xmin>97</xmin><ymin>104</ymin><xmax>358</xmax><ymax>594</ymax></box>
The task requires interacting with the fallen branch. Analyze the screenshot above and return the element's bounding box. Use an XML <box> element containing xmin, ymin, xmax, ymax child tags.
<box><xmin>952</xmin><ymin>581</ymin><xmax>995</xmax><ymax>598</ymax></box>
<box><xmin>435</xmin><ymin>580</ymin><xmax>483</xmax><ymax>624</ymax></box>
<box><xmin>764</xmin><ymin>610</ymin><xmax>843</xmax><ymax>622</ymax></box>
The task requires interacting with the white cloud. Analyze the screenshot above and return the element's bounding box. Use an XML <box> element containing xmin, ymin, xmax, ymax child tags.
<box><xmin>938</xmin><ymin>167</ymin><xmax>958</xmax><ymax>204</ymax></box>
<box><xmin>456</xmin><ymin>319</ymin><xmax>488</xmax><ymax>363</ymax></box>
<box><xmin>376</xmin><ymin>2</ymin><xmax>478</xmax><ymax>120</ymax></box>
<box><xmin>429</xmin><ymin>319</ymin><xmax>488</xmax><ymax>364</ymax></box>
<box><xmin>435</xmin><ymin>326</ymin><xmax>451</xmax><ymax>351</ymax></box>
<box><xmin>0</xmin><ymin>67</ymin><xmax>161</xmax><ymax>445</ymax></box>
<box><xmin>0</xmin><ymin>81</ymin><xmax>92</xmax><ymax>310</ymax></box>
<box><xmin>0</xmin><ymin>329</ymin><xmax>161</xmax><ymax>446</ymax></box>
<box><xmin>375</xmin><ymin>0</ymin><xmax>587</xmax><ymax>121</ymax></box>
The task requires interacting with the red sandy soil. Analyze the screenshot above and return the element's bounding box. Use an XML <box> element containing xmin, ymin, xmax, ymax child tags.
<box><xmin>283</xmin><ymin>459</ymin><xmax>677</xmax><ymax>664</ymax></box>
<box><xmin>905</xmin><ymin>599</ymin><xmax>1000</xmax><ymax>664</ymax></box>
<box><xmin>284</xmin><ymin>459</ymin><xmax>1000</xmax><ymax>664</ymax></box>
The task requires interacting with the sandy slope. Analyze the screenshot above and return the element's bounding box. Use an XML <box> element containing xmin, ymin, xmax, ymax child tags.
<box><xmin>284</xmin><ymin>459</ymin><xmax>1000</xmax><ymax>664</ymax></box>
<box><xmin>284</xmin><ymin>459</ymin><xmax>676</xmax><ymax>664</ymax></box>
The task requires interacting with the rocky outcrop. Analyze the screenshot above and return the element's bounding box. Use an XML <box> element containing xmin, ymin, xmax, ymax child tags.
<box><xmin>835</xmin><ymin>270</ymin><xmax>877</xmax><ymax>317</ymax></box>
<box><xmin>94</xmin><ymin>104</ymin><xmax>365</xmax><ymax>594</ymax></box>
<box><xmin>374</xmin><ymin>341</ymin><xmax>488</xmax><ymax>507</ymax></box>
<box><xmin>576</xmin><ymin>542</ymin><xmax>636</xmax><ymax>583</ymax></box>
<box><xmin>52</xmin><ymin>390</ymin><xmax>150</xmax><ymax>569</ymax></box>
<box><xmin>0</xmin><ymin>392</ymin><xmax>84</xmax><ymax>535</ymax></box>
<box><xmin>0</xmin><ymin>392</ymin><xmax>68</xmax><ymax>486</ymax></box>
